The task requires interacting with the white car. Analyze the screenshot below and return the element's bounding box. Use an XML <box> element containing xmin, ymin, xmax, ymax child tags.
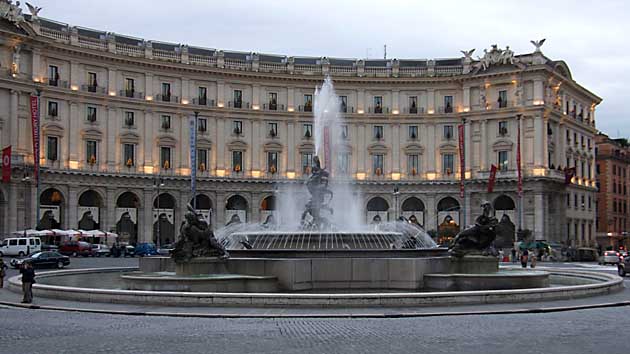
<box><xmin>599</xmin><ymin>250</ymin><xmax>620</xmax><ymax>265</ymax></box>
<box><xmin>0</xmin><ymin>237</ymin><xmax>42</xmax><ymax>257</ymax></box>
<box><xmin>91</xmin><ymin>244</ymin><xmax>111</xmax><ymax>257</ymax></box>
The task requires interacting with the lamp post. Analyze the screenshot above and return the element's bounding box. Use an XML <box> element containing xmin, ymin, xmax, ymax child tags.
<box><xmin>393</xmin><ymin>184</ymin><xmax>400</xmax><ymax>221</ymax></box>
<box><xmin>153</xmin><ymin>175</ymin><xmax>165</xmax><ymax>248</ymax></box>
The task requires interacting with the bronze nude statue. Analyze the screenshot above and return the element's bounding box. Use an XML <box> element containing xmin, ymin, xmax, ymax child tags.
<box><xmin>449</xmin><ymin>201</ymin><xmax>498</xmax><ymax>257</ymax></box>
<box><xmin>171</xmin><ymin>204</ymin><xmax>230</xmax><ymax>263</ymax></box>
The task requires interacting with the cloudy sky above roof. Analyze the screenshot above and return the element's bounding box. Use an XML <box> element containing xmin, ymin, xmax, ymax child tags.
<box><xmin>31</xmin><ymin>0</ymin><xmax>628</xmax><ymax>137</ymax></box>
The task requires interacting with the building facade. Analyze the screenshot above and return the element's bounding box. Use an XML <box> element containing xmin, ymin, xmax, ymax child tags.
<box><xmin>0</xmin><ymin>5</ymin><xmax>601</xmax><ymax>246</ymax></box>
<box><xmin>595</xmin><ymin>133</ymin><xmax>630</xmax><ymax>249</ymax></box>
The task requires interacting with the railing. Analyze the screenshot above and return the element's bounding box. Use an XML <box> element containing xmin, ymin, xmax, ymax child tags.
<box><xmin>437</xmin><ymin>106</ymin><xmax>454</xmax><ymax>114</ymax></box>
<box><xmin>40</xmin><ymin>27</ymin><xmax>70</xmax><ymax>42</ymax></box>
<box><xmin>45</xmin><ymin>78</ymin><xmax>69</xmax><ymax>88</ymax></box>
<box><xmin>399</xmin><ymin>67</ymin><xmax>427</xmax><ymax>76</ymax></box>
<box><xmin>404</xmin><ymin>106</ymin><xmax>425</xmax><ymax>114</ymax></box>
<box><xmin>81</xmin><ymin>84</ymin><xmax>106</xmax><ymax>94</ymax></box>
<box><xmin>156</xmin><ymin>94</ymin><xmax>179</xmax><ymax>103</ymax></box>
<box><xmin>224</xmin><ymin>59</ymin><xmax>249</xmax><ymax>70</ymax></box>
<box><xmin>119</xmin><ymin>90</ymin><xmax>144</xmax><ymax>99</ymax></box>
<box><xmin>116</xmin><ymin>43</ymin><xmax>144</xmax><ymax>57</ymax></box>
<box><xmin>435</xmin><ymin>66</ymin><xmax>462</xmax><ymax>76</ymax></box>
<box><xmin>78</xmin><ymin>37</ymin><xmax>106</xmax><ymax>51</ymax></box>
<box><xmin>294</xmin><ymin>64</ymin><xmax>321</xmax><ymax>73</ymax></box>
<box><xmin>189</xmin><ymin>54</ymin><xmax>216</xmax><ymax>66</ymax></box>
<box><xmin>330</xmin><ymin>66</ymin><xmax>356</xmax><ymax>74</ymax></box>
<box><xmin>153</xmin><ymin>49</ymin><xmax>181</xmax><ymax>62</ymax></box>
<box><xmin>259</xmin><ymin>63</ymin><xmax>286</xmax><ymax>72</ymax></box>
<box><xmin>192</xmin><ymin>98</ymin><xmax>215</xmax><ymax>106</ymax></box>
<box><xmin>228</xmin><ymin>101</ymin><xmax>249</xmax><ymax>109</ymax></box>
<box><xmin>364</xmin><ymin>67</ymin><xmax>391</xmax><ymax>76</ymax></box>
<box><xmin>263</xmin><ymin>103</ymin><xmax>284</xmax><ymax>111</ymax></box>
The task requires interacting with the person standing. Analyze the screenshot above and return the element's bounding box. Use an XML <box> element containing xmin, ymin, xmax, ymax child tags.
<box><xmin>19</xmin><ymin>263</ymin><xmax>35</xmax><ymax>303</ymax></box>
<box><xmin>511</xmin><ymin>248</ymin><xmax>517</xmax><ymax>263</ymax></box>
<box><xmin>0</xmin><ymin>259</ymin><xmax>7</xmax><ymax>288</ymax></box>
<box><xmin>521</xmin><ymin>249</ymin><xmax>529</xmax><ymax>268</ymax></box>
<box><xmin>531</xmin><ymin>252</ymin><xmax>537</xmax><ymax>268</ymax></box>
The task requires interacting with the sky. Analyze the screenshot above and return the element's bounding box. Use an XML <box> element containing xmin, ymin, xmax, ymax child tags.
<box><xmin>30</xmin><ymin>0</ymin><xmax>629</xmax><ymax>138</ymax></box>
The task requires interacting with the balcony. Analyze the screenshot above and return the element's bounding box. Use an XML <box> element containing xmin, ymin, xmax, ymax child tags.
<box><xmin>119</xmin><ymin>90</ymin><xmax>144</xmax><ymax>99</ymax></box>
<box><xmin>438</xmin><ymin>106</ymin><xmax>454</xmax><ymax>114</ymax></box>
<box><xmin>45</xmin><ymin>78</ymin><xmax>69</xmax><ymax>88</ymax></box>
<box><xmin>192</xmin><ymin>97</ymin><xmax>215</xmax><ymax>107</ymax></box>
<box><xmin>81</xmin><ymin>84</ymin><xmax>106</xmax><ymax>94</ymax></box>
<box><xmin>156</xmin><ymin>94</ymin><xmax>179</xmax><ymax>103</ymax></box>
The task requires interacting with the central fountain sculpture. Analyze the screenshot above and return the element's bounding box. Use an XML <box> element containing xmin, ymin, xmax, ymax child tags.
<box><xmin>300</xmin><ymin>156</ymin><xmax>333</xmax><ymax>230</ymax></box>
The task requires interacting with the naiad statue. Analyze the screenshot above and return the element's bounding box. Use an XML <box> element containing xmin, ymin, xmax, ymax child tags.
<box><xmin>449</xmin><ymin>201</ymin><xmax>498</xmax><ymax>257</ymax></box>
<box><xmin>171</xmin><ymin>204</ymin><xmax>229</xmax><ymax>263</ymax></box>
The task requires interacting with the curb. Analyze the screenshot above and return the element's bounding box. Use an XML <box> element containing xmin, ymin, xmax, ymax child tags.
<box><xmin>1</xmin><ymin>299</ymin><xmax>630</xmax><ymax>319</ymax></box>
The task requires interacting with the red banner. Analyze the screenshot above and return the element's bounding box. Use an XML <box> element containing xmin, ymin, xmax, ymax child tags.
<box><xmin>2</xmin><ymin>146</ymin><xmax>10</xmax><ymax>184</ymax></box>
<box><xmin>516</xmin><ymin>119</ymin><xmax>522</xmax><ymax>197</ymax></box>
<box><xmin>30</xmin><ymin>95</ymin><xmax>40</xmax><ymax>181</ymax></box>
<box><xmin>487</xmin><ymin>164</ymin><xmax>497</xmax><ymax>193</ymax></box>
<box><xmin>458</xmin><ymin>124</ymin><xmax>465</xmax><ymax>198</ymax></box>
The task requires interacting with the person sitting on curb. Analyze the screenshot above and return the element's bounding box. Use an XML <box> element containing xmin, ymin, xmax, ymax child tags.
<box><xmin>19</xmin><ymin>262</ymin><xmax>36</xmax><ymax>304</ymax></box>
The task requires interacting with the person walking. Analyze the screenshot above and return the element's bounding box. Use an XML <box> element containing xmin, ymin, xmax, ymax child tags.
<box><xmin>531</xmin><ymin>252</ymin><xmax>537</xmax><ymax>268</ymax></box>
<box><xmin>511</xmin><ymin>248</ymin><xmax>517</xmax><ymax>263</ymax></box>
<box><xmin>521</xmin><ymin>249</ymin><xmax>529</xmax><ymax>268</ymax></box>
<box><xmin>0</xmin><ymin>259</ymin><xmax>8</xmax><ymax>288</ymax></box>
<box><xmin>19</xmin><ymin>262</ymin><xmax>35</xmax><ymax>303</ymax></box>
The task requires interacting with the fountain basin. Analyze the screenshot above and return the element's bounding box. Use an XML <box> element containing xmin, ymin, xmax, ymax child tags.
<box><xmin>423</xmin><ymin>270</ymin><xmax>550</xmax><ymax>291</ymax></box>
<box><xmin>121</xmin><ymin>272</ymin><xmax>278</xmax><ymax>292</ymax></box>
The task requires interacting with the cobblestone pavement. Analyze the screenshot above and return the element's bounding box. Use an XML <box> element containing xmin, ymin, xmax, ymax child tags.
<box><xmin>0</xmin><ymin>305</ymin><xmax>626</xmax><ymax>354</ymax></box>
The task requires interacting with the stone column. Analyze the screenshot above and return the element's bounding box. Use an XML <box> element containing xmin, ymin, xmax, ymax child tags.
<box><xmin>427</xmin><ymin>89</ymin><xmax>435</xmax><ymax>113</ymax></box>
<box><xmin>68</xmin><ymin>101</ymin><xmax>79</xmax><ymax>165</ymax></box>
<box><xmin>463</xmin><ymin>86</ymin><xmax>471</xmax><ymax>110</ymax></box>
<box><xmin>357</xmin><ymin>89</ymin><xmax>365</xmax><ymax>113</ymax></box>
<box><xmin>107</xmin><ymin>68</ymin><xmax>116</xmax><ymax>95</ymax></box>
<box><xmin>8</xmin><ymin>183</ymin><xmax>18</xmax><ymax>233</ymax></box>
<box><xmin>216</xmin><ymin>118</ymin><xmax>225</xmax><ymax>171</ymax></box>
<box><xmin>31</xmin><ymin>48</ymin><xmax>42</xmax><ymax>82</ymax></box>
<box><xmin>392</xmin><ymin>123</ymin><xmax>400</xmax><ymax>173</ymax></box>
<box><xmin>105</xmin><ymin>187</ymin><xmax>116</xmax><ymax>233</ymax></box>
<box><xmin>181</xmin><ymin>78</ymin><xmax>189</xmax><ymax>104</ymax></box>
<box><xmin>70</xmin><ymin>60</ymin><xmax>80</xmax><ymax>88</ymax></box>
<box><xmin>392</xmin><ymin>90</ymin><xmax>399</xmax><ymax>113</ymax></box>
<box><xmin>142</xmin><ymin>189</ymin><xmax>153</xmax><ymax>244</ymax></box>
<box><xmin>106</xmin><ymin>107</ymin><xmax>117</xmax><ymax>171</ymax></box>
<box><xmin>145</xmin><ymin>73</ymin><xmax>153</xmax><ymax>99</ymax></box>
<box><xmin>425</xmin><ymin>194</ymin><xmax>436</xmax><ymax>232</ymax></box>
<box><xmin>480</xmin><ymin>120</ymin><xmax>487</xmax><ymax>171</ymax></box>
<box><xmin>464</xmin><ymin>119</ymin><xmax>471</xmax><ymax>174</ymax></box>
<box><xmin>426</xmin><ymin>123</ymin><xmax>435</xmax><ymax>173</ymax></box>
<box><xmin>534</xmin><ymin>114</ymin><xmax>545</xmax><ymax>167</ymax></box>
<box><xmin>533</xmin><ymin>80</ymin><xmax>544</xmax><ymax>103</ymax></box>
<box><xmin>534</xmin><ymin>193</ymin><xmax>545</xmax><ymax>240</ymax></box>
<box><xmin>287</xmin><ymin>87</ymin><xmax>295</xmax><ymax>110</ymax></box>
<box><xmin>67</xmin><ymin>186</ymin><xmax>79</xmax><ymax>229</ymax></box>
<box><xmin>217</xmin><ymin>81</ymin><xmax>225</xmax><ymax>106</ymax></box>
<box><xmin>9</xmin><ymin>90</ymin><xmax>18</xmax><ymax>152</ymax></box>
<box><xmin>357</xmin><ymin>124</ymin><xmax>365</xmax><ymax>173</ymax></box>
<box><xmin>252</xmin><ymin>120</ymin><xmax>261</xmax><ymax>172</ymax></box>
<box><xmin>252</xmin><ymin>84</ymin><xmax>260</xmax><ymax>108</ymax></box>
<box><xmin>144</xmin><ymin>110</ymin><xmax>154</xmax><ymax>170</ymax></box>
<box><xmin>286</xmin><ymin>121</ymin><xmax>295</xmax><ymax>173</ymax></box>
<box><xmin>179</xmin><ymin>113</ymin><xmax>187</xmax><ymax>172</ymax></box>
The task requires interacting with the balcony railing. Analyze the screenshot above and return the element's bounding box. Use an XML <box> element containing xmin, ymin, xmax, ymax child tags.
<box><xmin>45</xmin><ymin>78</ymin><xmax>69</xmax><ymax>88</ymax></box>
<box><xmin>156</xmin><ymin>94</ymin><xmax>179</xmax><ymax>103</ymax></box>
<box><xmin>82</xmin><ymin>84</ymin><xmax>106</xmax><ymax>94</ymax></box>
<box><xmin>192</xmin><ymin>97</ymin><xmax>215</xmax><ymax>107</ymax></box>
<box><xmin>228</xmin><ymin>100</ymin><xmax>249</xmax><ymax>109</ymax></box>
<box><xmin>119</xmin><ymin>90</ymin><xmax>144</xmax><ymax>99</ymax></box>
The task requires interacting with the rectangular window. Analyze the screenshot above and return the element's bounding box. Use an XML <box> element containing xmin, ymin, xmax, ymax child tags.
<box><xmin>408</xmin><ymin>154</ymin><xmax>419</xmax><ymax>175</ymax></box>
<box><xmin>268</xmin><ymin>122</ymin><xmax>278</xmax><ymax>137</ymax></box>
<box><xmin>498</xmin><ymin>151</ymin><xmax>509</xmax><ymax>171</ymax></box>
<box><xmin>160</xmin><ymin>147</ymin><xmax>171</xmax><ymax>170</ymax></box>
<box><xmin>233</xmin><ymin>120</ymin><xmax>243</xmax><ymax>135</ymax></box>
<box><xmin>161</xmin><ymin>83</ymin><xmax>171</xmax><ymax>102</ymax></box>
<box><xmin>443</xmin><ymin>153</ymin><xmax>454</xmax><ymax>174</ymax></box>
<box><xmin>588</xmin><ymin>196</ymin><xmax>592</xmax><ymax>209</ymax></box>
<box><xmin>566</xmin><ymin>130</ymin><xmax>570</xmax><ymax>143</ymax></box>
<box><xmin>124</xmin><ymin>111</ymin><xmax>135</xmax><ymax>127</ymax></box>
<box><xmin>47</xmin><ymin>136</ymin><xmax>58</xmax><ymax>161</ymax></box>
<box><xmin>409</xmin><ymin>96</ymin><xmax>418</xmax><ymax>114</ymax></box>
<box><xmin>338</xmin><ymin>153</ymin><xmax>350</xmax><ymax>174</ymax></box>
<box><xmin>48</xmin><ymin>101</ymin><xmax>58</xmax><ymax>117</ymax></box>
<box><xmin>581</xmin><ymin>136</ymin><xmax>585</xmax><ymax>147</ymax></box>
<box><xmin>443</xmin><ymin>125</ymin><xmax>454</xmax><ymax>139</ymax></box>
<box><xmin>304</xmin><ymin>94</ymin><xmax>313</xmax><ymax>112</ymax></box>
<box><xmin>303</xmin><ymin>124</ymin><xmax>312</xmax><ymax>138</ymax></box>
<box><xmin>340</xmin><ymin>125</ymin><xmax>349</xmax><ymax>140</ymax></box>
<box><xmin>87</xmin><ymin>72</ymin><xmax>97</xmax><ymax>92</ymax></box>
<box><xmin>574</xmin><ymin>194</ymin><xmax>578</xmax><ymax>208</ymax></box>
<box><xmin>302</xmin><ymin>153</ymin><xmax>313</xmax><ymax>174</ymax></box>
<box><xmin>573</xmin><ymin>133</ymin><xmax>578</xmax><ymax>146</ymax></box>
<box><xmin>233</xmin><ymin>90</ymin><xmax>243</xmax><ymax>108</ymax></box>
<box><xmin>87</xmin><ymin>106</ymin><xmax>97</xmax><ymax>122</ymax></box>
<box><xmin>498</xmin><ymin>90</ymin><xmax>507</xmax><ymax>108</ymax></box>
<box><xmin>48</xmin><ymin>65</ymin><xmax>59</xmax><ymax>86</ymax></box>
<box><xmin>408</xmin><ymin>126</ymin><xmax>418</xmax><ymax>140</ymax></box>
<box><xmin>232</xmin><ymin>151</ymin><xmax>243</xmax><ymax>172</ymax></box>
<box><xmin>581</xmin><ymin>161</ymin><xmax>585</xmax><ymax>178</ymax></box>
<box><xmin>268</xmin><ymin>92</ymin><xmax>277</xmax><ymax>110</ymax></box>
<box><xmin>340</xmin><ymin>96</ymin><xmax>348</xmax><ymax>113</ymax></box>
<box><xmin>86</xmin><ymin>140</ymin><xmax>97</xmax><ymax>164</ymax></box>
<box><xmin>373</xmin><ymin>154</ymin><xmax>384</xmax><ymax>175</ymax></box>
<box><xmin>373</xmin><ymin>125</ymin><xmax>384</xmax><ymax>140</ymax></box>
<box><xmin>198</xmin><ymin>87</ymin><xmax>207</xmax><ymax>105</ymax></box>
<box><xmin>198</xmin><ymin>118</ymin><xmax>207</xmax><ymax>132</ymax></box>
<box><xmin>197</xmin><ymin>149</ymin><xmax>208</xmax><ymax>171</ymax></box>
<box><xmin>125</xmin><ymin>78</ymin><xmax>135</xmax><ymax>97</ymax></box>
<box><xmin>444</xmin><ymin>96</ymin><xmax>453</xmax><ymax>113</ymax></box>
<box><xmin>123</xmin><ymin>144</ymin><xmax>135</xmax><ymax>167</ymax></box>
<box><xmin>161</xmin><ymin>115</ymin><xmax>171</xmax><ymax>130</ymax></box>
<box><xmin>374</xmin><ymin>96</ymin><xmax>383</xmax><ymax>113</ymax></box>
<box><xmin>498</xmin><ymin>121</ymin><xmax>508</xmax><ymax>135</ymax></box>
<box><xmin>267</xmin><ymin>152</ymin><xmax>278</xmax><ymax>173</ymax></box>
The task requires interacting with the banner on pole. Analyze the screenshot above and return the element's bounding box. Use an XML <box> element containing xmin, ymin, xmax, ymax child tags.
<box><xmin>458</xmin><ymin>124</ymin><xmax>465</xmax><ymax>198</ymax></box>
<box><xmin>516</xmin><ymin>119</ymin><xmax>522</xmax><ymax>197</ymax></box>
<box><xmin>30</xmin><ymin>95</ymin><xmax>40</xmax><ymax>181</ymax></box>
<box><xmin>2</xmin><ymin>146</ymin><xmax>10</xmax><ymax>184</ymax></box>
<box><xmin>487</xmin><ymin>164</ymin><xmax>497</xmax><ymax>193</ymax></box>
<box><xmin>189</xmin><ymin>115</ymin><xmax>197</xmax><ymax>203</ymax></box>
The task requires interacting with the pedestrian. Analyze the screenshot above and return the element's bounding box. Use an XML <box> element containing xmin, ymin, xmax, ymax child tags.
<box><xmin>26</xmin><ymin>245</ymin><xmax>30</xmax><ymax>256</ymax></box>
<box><xmin>19</xmin><ymin>262</ymin><xmax>35</xmax><ymax>303</ymax></box>
<box><xmin>0</xmin><ymin>259</ymin><xmax>8</xmax><ymax>288</ymax></box>
<box><xmin>511</xmin><ymin>248</ymin><xmax>517</xmax><ymax>263</ymax></box>
<box><xmin>521</xmin><ymin>249</ymin><xmax>529</xmax><ymax>268</ymax></box>
<box><xmin>530</xmin><ymin>252</ymin><xmax>537</xmax><ymax>268</ymax></box>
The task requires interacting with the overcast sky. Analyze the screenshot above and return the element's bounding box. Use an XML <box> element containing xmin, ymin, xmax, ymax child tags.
<box><xmin>31</xmin><ymin>0</ymin><xmax>629</xmax><ymax>138</ymax></box>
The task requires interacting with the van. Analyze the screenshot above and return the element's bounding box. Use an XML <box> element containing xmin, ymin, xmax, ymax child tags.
<box><xmin>0</xmin><ymin>237</ymin><xmax>42</xmax><ymax>257</ymax></box>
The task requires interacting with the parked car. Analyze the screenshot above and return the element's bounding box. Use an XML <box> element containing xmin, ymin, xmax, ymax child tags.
<box><xmin>10</xmin><ymin>251</ymin><xmax>70</xmax><ymax>269</ymax></box>
<box><xmin>157</xmin><ymin>244</ymin><xmax>174</xmax><ymax>256</ymax></box>
<box><xmin>123</xmin><ymin>245</ymin><xmax>136</xmax><ymax>257</ymax></box>
<box><xmin>59</xmin><ymin>241</ymin><xmax>94</xmax><ymax>257</ymax></box>
<box><xmin>91</xmin><ymin>244</ymin><xmax>111</xmax><ymax>257</ymax></box>
<box><xmin>618</xmin><ymin>254</ymin><xmax>630</xmax><ymax>276</ymax></box>
<box><xmin>0</xmin><ymin>237</ymin><xmax>42</xmax><ymax>257</ymax></box>
<box><xmin>41</xmin><ymin>244</ymin><xmax>59</xmax><ymax>252</ymax></box>
<box><xmin>135</xmin><ymin>243</ymin><xmax>158</xmax><ymax>257</ymax></box>
<box><xmin>567</xmin><ymin>247</ymin><xmax>598</xmax><ymax>262</ymax></box>
<box><xmin>599</xmin><ymin>250</ymin><xmax>621</xmax><ymax>265</ymax></box>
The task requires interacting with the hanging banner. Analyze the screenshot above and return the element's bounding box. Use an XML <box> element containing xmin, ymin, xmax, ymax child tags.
<box><xmin>516</xmin><ymin>119</ymin><xmax>522</xmax><ymax>197</ymax></box>
<box><xmin>189</xmin><ymin>115</ymin><xmax>197</xmax><ymax>205</ymax></box>
<box><xmin>30</xmin><ymin>95</ymin><xmax>40</xmax><ymax>181</ymax></box>
<box><xmin>487</xmin><ymin>164</ymin><xmax>498</xmax><ymax>193</ymax></box>
<box><xmin>458</xmin><ymin>124</ymin><xmax>465</xmax><ymax>198</ymax></box>
<box><xmin>2</xmin><ymin>145</ymin><xmax>11</xmax><ymax>184</ymax></box>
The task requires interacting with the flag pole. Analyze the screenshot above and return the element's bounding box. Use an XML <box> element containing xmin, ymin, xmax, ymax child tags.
<box><xmin>516</xmin><ymin>114</ymin><xmax>523</xmax><ymax>244</ymax></box>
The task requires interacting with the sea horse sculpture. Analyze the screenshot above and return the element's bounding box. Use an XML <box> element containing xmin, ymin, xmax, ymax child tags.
<box><xmin>301</xmin><ymin>156</ymin><xmax>334</xmax><ymax>230</ymax></box>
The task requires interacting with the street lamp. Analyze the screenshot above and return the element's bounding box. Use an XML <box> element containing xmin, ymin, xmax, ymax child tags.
<box><xmin>393</xmin><ymin>184</ymin><xmax>400</xmax><ymax>221</ymax></box>
<box><xmin>153</xmin><ymin>175</ymin><xmax>165</xmax><ymax>248</ymax></box>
